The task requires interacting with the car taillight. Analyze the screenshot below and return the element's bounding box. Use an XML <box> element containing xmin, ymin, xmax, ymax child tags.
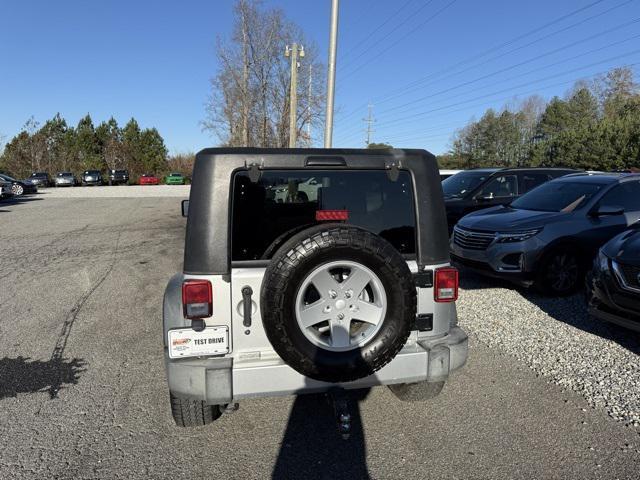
<box><xmin>182</xmin><ymin>280</ymin><xmax>212</xmax><ymax>319</ymax></box>
<box><xmin>434</xmin><ymin>267</ymin><xmax>458</xmax><ymax>302</ymax></box>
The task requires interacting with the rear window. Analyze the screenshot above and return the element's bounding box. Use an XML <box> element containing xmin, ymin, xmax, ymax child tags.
<box><xmin>231</xmin><ymin>170</ymin><xmax>416</xmax><ymax>261</ymax></box>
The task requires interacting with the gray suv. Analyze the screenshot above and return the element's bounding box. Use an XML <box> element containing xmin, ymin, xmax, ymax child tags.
<box><xmin>451</xmin><ymin>173</ymin><xmax>640</xmax><ymax>295</ymax></box>
<box><xmin>163</xmin><ymin>148</ymin><xmax>468</xmax><ymax>429</ymax></box>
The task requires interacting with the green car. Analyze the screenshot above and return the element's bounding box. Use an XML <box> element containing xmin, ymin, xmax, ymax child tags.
<box><xmin>164</xmin><ymin>172</ymin><xmax>185</xmax><ymax>185</ymax></box>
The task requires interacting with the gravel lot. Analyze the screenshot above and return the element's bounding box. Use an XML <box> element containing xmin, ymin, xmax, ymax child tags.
<box><xmin>458</xmin><ymin>271</ymin><xmax>640</xmax><ymax>428</ymax></box>
<box><xmin>0</xmin><ymin>193</ymin><xmax>638</xmax><ymax>479</ymax></box>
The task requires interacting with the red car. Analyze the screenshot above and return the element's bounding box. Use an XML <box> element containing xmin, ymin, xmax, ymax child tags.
<box><xmin>139</xmin><ymin>173</ymin><xmax>159</xmax><ymax>185</ymax></box>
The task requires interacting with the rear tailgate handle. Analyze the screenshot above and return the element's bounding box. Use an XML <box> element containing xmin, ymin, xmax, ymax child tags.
<box><xmin>242</xmin><ymin>286</ymin><xmax>253</xmax><ymax>327</ymax></box>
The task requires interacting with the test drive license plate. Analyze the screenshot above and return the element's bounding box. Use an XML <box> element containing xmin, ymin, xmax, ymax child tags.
<box><xmin>168</xmin><ymin>326</ymin><xmax>229</xmax><ymax>359</ymax></box>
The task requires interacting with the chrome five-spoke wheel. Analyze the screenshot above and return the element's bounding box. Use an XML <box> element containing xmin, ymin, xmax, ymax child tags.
<box><xmin>295</xmin><ymin>260</ymin><xmax>387</xmax><ymax>352</ymax></box>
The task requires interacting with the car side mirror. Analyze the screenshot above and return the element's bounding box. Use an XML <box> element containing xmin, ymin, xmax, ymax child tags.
<box><xmin>593</xmin><ymin>205</ymin><xmax>624</xmax><ymax>216</ymax></box>
<box><xmin>181</xmin><ymin>200</ymin><xmax>189</xmax><ymax>217</ymax></box>
<box><xmin>476</xmin><ymin>193</ymin><xmax>493</xmax><ymax>202</ymax></box>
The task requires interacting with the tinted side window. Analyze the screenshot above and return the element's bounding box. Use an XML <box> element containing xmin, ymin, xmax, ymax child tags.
<box><xmin>477</xmin><ymin>174</ymin><xmax>518</xmax><ymax>198</ymax></box>
<box><xmin>231</xmin><ymin>170</ymin><xmax>416</xmax><ymax>261</ymax></box>
<box><xmin>519</xmin><ymin>173</ymin><xmax>551</xmax><ymax>193</ymax></box>
<box><xmin>599</xmin><ymin>182</ymin><xmax>640</xmax><ymax>212</ymax></box>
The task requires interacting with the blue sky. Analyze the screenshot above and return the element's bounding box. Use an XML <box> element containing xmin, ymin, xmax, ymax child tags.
<box><xmin>1</xmin><ymin>0</ymin><xmax>639</xmax><ymax>155</ymax></box>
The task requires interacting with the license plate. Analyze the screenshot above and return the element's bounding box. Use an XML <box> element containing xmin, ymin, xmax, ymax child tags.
<box><xmin>168</xmin><ymin>326</ymin><xmax>229</xmax><ymax>359</ymax></box>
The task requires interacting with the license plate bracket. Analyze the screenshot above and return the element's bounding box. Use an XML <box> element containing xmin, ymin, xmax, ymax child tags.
<box><xmin>168</xmin><ymin>326</ymin><xmax>229</xmax><ymax>359</ymax></box>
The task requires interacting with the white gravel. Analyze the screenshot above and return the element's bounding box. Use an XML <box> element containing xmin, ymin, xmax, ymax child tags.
<box><xmin>457</xmin><ymin>269</ymin><xmax>640</xmax><ymax>429</ymax></box>
<box><xmin>35</xmin><ymin>185</ymin><xmax>190</xmax><ymax>198</ymax></box>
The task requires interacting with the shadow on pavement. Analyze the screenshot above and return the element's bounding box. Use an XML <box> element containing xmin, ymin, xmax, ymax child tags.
<box><xmin>272</xmin><ymin>388</ymin><xmax>371</xmax><ymax>480</ymax></box>
<box><xmin>0</xmin><ymin>195</ymin><xmax>43</xmax><ymax>211</ymax></box>
<box><xmin>522</xmin><ymin>291</ymin><xmax>640</xmax><ymax>355</ymax></box>
<box><xmin>0</xmin><ymin>356</ymin><xmax>86</xmax><ymax>399</ymax></box>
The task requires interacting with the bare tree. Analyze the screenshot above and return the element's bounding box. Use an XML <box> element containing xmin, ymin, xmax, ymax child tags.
<box><xmin>203</xmin><ymin>0</ymin><xmax>325</xmax><ymax>148</ymax></box>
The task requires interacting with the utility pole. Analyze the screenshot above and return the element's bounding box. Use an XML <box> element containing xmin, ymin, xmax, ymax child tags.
<box><xmin>324</xmin><ymin>0</ymin><xmax>339</xmax><ymax>148</ymax></box>
<box><xmin>363</xmin><ymin>103</ymin><xmax>375</xmax><ymax>146</ymax></box>
<box><xmin>306</xmin><ymin>63</ymin><xmax>313</xmax><ymax>147</ymax></box>
<box><xmin>285</xmin><ymin>43</ymin><xmax>305</xmax><ymax>148</ymax></box>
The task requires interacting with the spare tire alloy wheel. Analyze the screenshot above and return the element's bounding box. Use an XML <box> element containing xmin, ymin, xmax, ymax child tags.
<box><xmin>12</xmin><ymin>184</ymin><xmax>24</xmax><ymax>196</ymax></box>
<box><xmin>295</xmin><ymin>260</ymin><xmax>387</xmax><ymax>352</ymax></box>
<box><xmin>261</xmin><ymin>224</ymin><xmax>416</xmax><ymax>383</ymax></box>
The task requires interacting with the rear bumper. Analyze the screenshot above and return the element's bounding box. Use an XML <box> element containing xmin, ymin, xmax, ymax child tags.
<box><xmin>166</xmin><ymin>326</ymin><xmax>469</xmax><ymax>405</ymax></box>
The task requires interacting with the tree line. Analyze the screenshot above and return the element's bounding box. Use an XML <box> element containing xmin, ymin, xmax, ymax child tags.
<box><xmin>0</xmin><ymin>114</ymin><xmax>194</xmax><ymax>180</ymax></box>
<box><xmin>438</xmin><ymin>67</ymin><xmax>640</xmax><ymax>171</ymax></box>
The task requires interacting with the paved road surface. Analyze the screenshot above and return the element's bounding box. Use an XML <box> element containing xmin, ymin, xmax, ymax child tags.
<box><xmin>0</xmin><ymin>195</ymin><xmax>638</xmax><ymax>479</ymax></box>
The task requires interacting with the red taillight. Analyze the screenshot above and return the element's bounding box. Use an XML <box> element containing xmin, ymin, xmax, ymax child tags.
<box><xmin>182</xmin><ymin>280</ymin><xmax>212</xmax><ymax>319</ymax></box>
<box><xmin>434</xmin><ymin>267</ymin><xmax>458</xmax><ymax>302</ymax></box>
<box><xmin>316</xmin><ymin>209</ymin><xmax>349</xmax><ymax>221</ymax></box>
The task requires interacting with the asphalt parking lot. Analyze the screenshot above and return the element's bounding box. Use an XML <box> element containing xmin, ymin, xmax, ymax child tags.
<box><xmin>0</xmin><ymin>189</ymin><xmax>639</xmax><ymax>479</ymax></box>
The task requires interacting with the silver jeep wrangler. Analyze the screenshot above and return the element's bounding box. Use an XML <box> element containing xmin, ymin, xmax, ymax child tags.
<box><xmin>163</xmin><ymin>148</ymin><xmax>468</xmax><ymax>430</ymax></box>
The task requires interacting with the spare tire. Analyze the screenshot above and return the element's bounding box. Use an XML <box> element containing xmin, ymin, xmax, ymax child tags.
<box><xmin>261</xmin><ymin>224</ymin><xmax>416</xmax><ymax>383</ymax></box>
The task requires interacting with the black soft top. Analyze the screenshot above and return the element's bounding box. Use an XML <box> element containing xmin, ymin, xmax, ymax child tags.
<box><xmin>184</xmin><ymin>148</ymin><xmax>449</xmax><ymax>274</ymax></box>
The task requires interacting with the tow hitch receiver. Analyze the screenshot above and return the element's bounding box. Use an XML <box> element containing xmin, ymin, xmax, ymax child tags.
<box><xmin>327</xmin><ymin>388</ymin><xmax>352</xmax><ymax>440</ymax></box>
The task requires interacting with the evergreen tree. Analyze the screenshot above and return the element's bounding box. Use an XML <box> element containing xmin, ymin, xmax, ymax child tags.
<box><xmin>76</xmin><ymin>114</ymin><xmax>101</xmax><ymax>169</ymax></box>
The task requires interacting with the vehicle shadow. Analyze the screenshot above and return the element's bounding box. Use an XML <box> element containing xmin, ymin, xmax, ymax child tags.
<box><xmin>458</xmin><ymin>267</ymin><xmax>640</xmax><ymax>355</ymax></box>
<box><xmin>0</xmin><ymin>195</ymin><xmax>43</xmax><ymax>212</ymax></box>
<box><xmin>0</xmin><ymin>356</ymin><xmax>86</xmax><ymax>399</ymax></box>
<box><xmin>272</xmin><ymin>387</ymin><xmax>371</xmax><ymax>480</ymax></box>
<box><xmin>522</xmin><ymin>291</ymin><xmax>640</xmax><ymax>355</ymax></box>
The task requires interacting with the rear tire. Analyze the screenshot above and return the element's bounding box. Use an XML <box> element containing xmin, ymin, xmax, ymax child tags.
<box><xmin>388</xmin><ymin>380</ymin><xmax>445</xmax><ymax>402</ymax></box>
<box><xmin>169</xmin><ymin>392</ymin><xmax>221</xmax><ymax>427</ymax></box>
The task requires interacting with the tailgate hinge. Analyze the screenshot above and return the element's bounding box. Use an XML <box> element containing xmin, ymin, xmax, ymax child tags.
<box><xmin>245</xmin><ymin>159</ymin><xmax>264</xmax><ymax>183</ymax></box>
<box><xmin>384</xmin><ymin>158</ymin><xmax>400</xmax><ymax>182</ymax></box>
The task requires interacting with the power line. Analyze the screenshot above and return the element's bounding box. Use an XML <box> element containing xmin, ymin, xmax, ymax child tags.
<box><xmin>381</xmin><ymin>0</ymin><xmax>636</xmax><ymax>105</ymax></box>
<box><xmin>335</xmin><ymin>64</ymin><xmax>640</xmax><ymax>146</ymax></box>
<box><xmin>334</xmin><ymin>0</ymin><xmax>615</xmax><ymax>123</ymax></box>
<box><xmin>339</xmin><ymin>0</ymin><xmax>417</xmax><ymax>64</ymax></box>
<box><xmin>335</xmin><ymin>12</ymin><xmax>640</xmax><ymax>139</ymax></box>
<box><xmin>334</xmin><ymin>52</ymin><xmax>640</xmax><ymax>142</ymax></box>
<box><xmin>339</xmin><ymin>0</ymin><xmax>458</xmax><ymax>82</ymax></box>
<box><xmin>376</xmin><ymin>20</ymin><xmax>640</xmax><ymax>118</ymax></box>
<box><xmin>372</xmin><ymin>52</ymin><xmax>640</xmax><ymax>130</ymax></box>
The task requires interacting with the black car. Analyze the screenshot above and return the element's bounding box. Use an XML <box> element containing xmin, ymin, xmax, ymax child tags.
<box><xmin>442</xmin><ymin>167</ymin><xmax>578</xmax><ymax>231</ymax></box>
<box><xmin>451</xmin><ymin>173</ymin><xmax>640</xmax><ymax>295</ymax></box>
<box><xmin>29</xmin><ymin>172</ymin><xmax>52</xmax><ymax>188</ymax></box>
<box><xmin>587</xmin><ymin>225</ymin><xmax>640</xmax><ymax>332</ymax></box>
<box><xmin>81</xmin><ymin>170</ymin><xmax>103</xmax><ymax>186</ymax></box>
<box><xmin>0</xmin><ymin>173</ymin><xmax>38</xmax><ymax>196</ymax></box>
<box><xmin>108</xmin><ymin>169</ymin><xmax>129</xmax><ymax>185</ymax></box>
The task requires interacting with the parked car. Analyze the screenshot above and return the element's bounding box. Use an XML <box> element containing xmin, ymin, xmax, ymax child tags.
<box><xmin>164</xmin><ymin>172</ymin><xmax>185</xmax><ymax>185</ymax></box>
<box><xmin>442</xmin><ymin>167</ymin><xmax>579</xmax><ymax>232</ymax></box>
<box><xmin>450</xmin><ymin>173</ymin><xmax>640</xmax><ymax>295</ymax></box>
<box><xmin>439</xmin><ymin>169</ymin><xmax>462</xmax><ymax>181</ymax></box>
<box><xmin>139</xmin><ymin>173</ymin><xmax>159</xmax><ymax>185</ymax></box>
<box><xmin>54</xmin><ymin>172</ymin><xmax>77</xmax><ymax>187</ymax></box>
<box><xmin>163</xmin><ymin>148</ymin><xmax>468</xmax><ymax>429</ymax></box>
<box><xmin>108</xmin><ymin>169</ymin><xmax>129</xmax><ymax>185</ymax></box>
<box><xmin>29</xmin><ymin>172</ymin><xmax>52</xmax><ymax>188</ymax></box>
<box><xmin>81</xmin><ymin>170</ymin><xmax>103</xmax><ymax>186</ymax></box>
<box><xmin>587</xmin><ymin>225</ymin><xmax>640</xmax><ymax>332</ymax></box>
<box><xmin>0</xmin><ymin>173</ymin><xmax>38</xmax><ymax>196</ymax></box>
<box><xmin>0</xmin><ymin>178</ymin><xmax>13</xmax><ymax>199</ymax></box>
